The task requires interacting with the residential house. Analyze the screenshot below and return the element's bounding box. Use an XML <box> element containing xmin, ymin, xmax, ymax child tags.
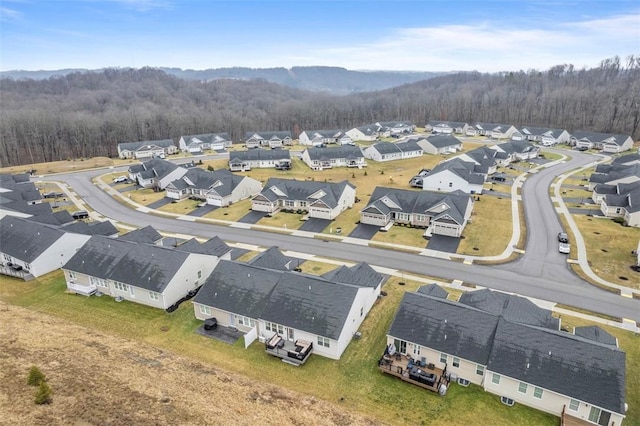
<box><xmin>118</xmin><ymin>225</ymin><xmax>164</xmax><ymax>245</ymax></box>
<box><xmin>375</xmin><ymin>121</ymin><xmax>415</xmax><ymax>137</ymax></box>
<box><xmin>425</xmin><ymin>121</ymin><xmax>470</xmax><ymax>135</ymax></box>
<box><xmin>62</xmin><ymin>235</ymin><xmax>221</xmax><ymax>305</ymax></box>
<box><xmin>363</xmin><ymin>140</ymin><xmax>423</xmax><ymax>162</ymax></box>
<box><xmin>0</xmin><ymin>174</ymin><xmax>52</xmax><ymax>219</ymax></box>
<box><xmin>61</xmin><ymin>220</ymin><xmax>119</xmax><ymax>237</ymax></box>
<box><xmin>117</xmin><ymin>139</ymin><xmax>177</xmax><ymax>159</ymax></box>
<box><xmin>611</xmin><ymin>154</ymin><xmax>640</xmax><ymax>167</ymax></box>
<box><xmin>299</xmin><ymin>130</ymin><xmax>352</xmax><ymax>146</ymax></box>
<box><xmin>192</xmin><ymin>259</ymin><xmax>382</xmax><ymax>360</ymax></box>
<box><xmin>417</xmin><ymin>135</ymin><xmax>463</xmax><ymax>155</ymax></box>
<box><xmin>346</xmin><ymin>125</ymin><xmax>380</xmax><ymax>141</ymax></box>
<box><xmin>453</xmin><ymin>146</ymin><xmax>499</xmax><ymax>175</ymax></box>
<box><xmin>128</xmin><ymin>157</ymin><xmax>188</xmax><ymax>190</ymax></box>
<box><xmin>228</xmin><ymin>149</ymin><xmax>291</xmax><ymax>172</ymax></box>
<box><xmin>176</xmin><ymin>236</ymin><xmax>233</xmax><ymax>259</ymax></box>
<box><xmin>165</xmin><ymin>168</ymin><xmax>262</xmax><ymax>206</ymax></box>
<box><xmin>244</xmin><ymin>131</ymin><xmax>292</xmax><ymax>149</ymax></box>
<box><xmin>420</xmin><ymin>158</ymin><xmax>487</xmax><ymax>194</ymax></box>
<box><xmin>592</xmin><ymin>181</ymin><xmax>640</xmax><ymax>204</ymax></box>
<box><xmin>0</xmin><ymin>216</ymin><xmax>91</xmax><ymax>280</ymax></box>
<box><xmin>588</xmin><ymin>163</ymin><xmax>640</xmax><ymax>191</ymax></box>
<box><xmin>251</xmin><ymin>178</ymin><xmax>355</xmax><ymax>220</ymax></box>
<box><xmin>360</xmin><ymin>186</ymin><xmax>473</xmax><ymax>237</ymax></box>
<box><xmin>247</xmin><ymin>246</ymin><xmax>305</xmax><ymax>271</ymax></box>
<box><xmin>571</xmin><ymin>131</ymin><xmax>634</xmax><ymax>153</ymax></box>
<box><xmin>468</xmin><ymin>123</ymin><xmax>517</xmax><ymax>140</ymax></box>
<box><xmin>490</xmin><ymin>141</ymin><xmax>540</xmax><ymax>164</ymax></box>
<box><xmin>384</xmin><ymin>289</ymin><xmax>626</xmax><ymax>425</ymax></box>
<box><xmin>599</xmin><ymin>185</ymin><xmax>640</xmax><ymax>227</ymax></box>
<box><xmin>301</xmin><ymin>146</ymin><xmax>366</xmax><ymax>170</ymax></box>
<box><xmin>178</xmin><ymin>133</ymin><xmax>232</xmax><ymax>154</ymax></box>
<box><xmin>513</xmin><ymin>127</ymin><xmax>570</xmax><ymax>146</ymax></box>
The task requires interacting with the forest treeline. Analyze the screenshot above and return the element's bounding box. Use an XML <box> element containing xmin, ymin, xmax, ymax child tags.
<box><xmin>1</xmin><ymin>55</ymin><xmax>638</xmax><ymax>167</ymax></box>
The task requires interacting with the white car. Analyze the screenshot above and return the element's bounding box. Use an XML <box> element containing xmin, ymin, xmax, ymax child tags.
<box><xmin>113</xmin><ymin>176</ymin><xmax>127</xmax><ymax>183</ymax></box>
<box><xmin>559</xmin><ymin>242</ymin><xmax>570</xmax><ymax>254</ymax></box>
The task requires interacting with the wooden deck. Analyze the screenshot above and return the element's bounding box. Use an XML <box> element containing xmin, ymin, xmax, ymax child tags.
<box><xmin>377</xmin><ymin>353</ymin><xmax>450</xmax><ymax>393</ymax></box>
<box><xmin>562</xmin><ymin>409</ymin><xmax>593</xmax><ymax>426</ymax></box>
<box><xmin>265</xmin><ymin>337</ymin><xmax>313</xmax><ymax>366</ymax></box>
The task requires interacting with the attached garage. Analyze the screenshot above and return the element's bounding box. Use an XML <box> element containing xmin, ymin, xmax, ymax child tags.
<box><xmin>432</xmin><ymin>221</ymin><xmax>461</xmax><ymax>237</ymax></box>
<box><xmin>309</xmin><ymin>207</ymin><xmax>332</xmax><ymax>219</ymax></box>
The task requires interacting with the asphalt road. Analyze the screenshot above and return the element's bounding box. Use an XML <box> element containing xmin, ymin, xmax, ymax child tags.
<box><xmin>47</xmin><ymin>155</ymin><xmax>640</xmax><ymax>322</ymax></box>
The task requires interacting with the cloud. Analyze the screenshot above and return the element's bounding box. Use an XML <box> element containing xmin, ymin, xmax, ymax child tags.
<box><xmin>0</xmin><ymin>6</ymin><xmax>23</xmax><ymax>22</ymax></box>
<box><xmin>292</xmin><ymin>12</ymin><xmax>640</xmax><ymax>71</ymax></box>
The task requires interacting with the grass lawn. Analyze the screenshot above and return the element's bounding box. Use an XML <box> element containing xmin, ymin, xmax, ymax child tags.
<box><xmin>157</xmin><ymin>198</ymin><xmax>201</xmax><ymax>214</ymax></box>
<box><xmin>0</xmin><ymin>156</ymin><xmax>117</xmax><ymax>175</ymax></box>
<box><xmin>539</xmin><ymin>151</ymin><xmax>565</xmax><ymax>161</ymax></box>
<box><xmin>257</xmin><ymin>211</ymin><xmax>306</xmax><ymax>230</ymax></box>
<box><xmin>484</xmin><ymin>183</ymin><xmax>512</xmax><ymax>194</ymax></box>
<box><xmin>560</xmin><ymin>187</ymin><xmax>593</xmax><ymax>200</ymax></box>
<box><xmin>127</xmin><ymin>188</ymin><xmax>166</xmax><ymax>206</ymax></box>
<box><xmin>298</xmin><ymin>260</ymin><xmax>341</xmax><ymax>276</ymax></box>
<box><xmin>320</xmin><ymin>206</ymin><xmax>361</xmax><ymax>236</ymax></box>
<box><xmin>573</xmin><ymin>215</ymin><xmax>640</xmax><ymax>289</ymax></box>
<box><xmin>458</xmin><ymin>196</ymin><xmax>512</xmax><ymax>256</ymax></box>
<box><xmin>203</xmin><ymin>199</ymin><xmax>252</xmax><ymax>221</ymax></box>
<box><xmin>0</xmin><ymin>272</ymin><xmax>558</xmax><ymax>426</ymax></box>
<box><xmin>372</xmin><ymin>224</ymin><xmax>427</xmax><ymax>248</ymax></box>
<box><xmin>563</xmin><ymin>167</ymin><xmax>595</xmax><ymax>186</ymax></box>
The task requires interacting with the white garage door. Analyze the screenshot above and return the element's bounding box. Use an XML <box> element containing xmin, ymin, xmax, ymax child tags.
<box><xmin>433</xmin><ymin>223</ymin><xmax>460</xmax><ymax>237</ymax></box>
<box><xmin>310</xmin><ymin>208</ymin><xmax>332</xmax><ymax>219</ymax></box>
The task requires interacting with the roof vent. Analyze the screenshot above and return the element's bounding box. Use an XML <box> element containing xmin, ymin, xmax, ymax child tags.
<box><xmin>526</xmin><ymin>363</ymin><xmax>530</xmax><ymax>369</ymax></box>
<box><xmin>247</xmin><ymin>273</ymin><xmax>250</xmax><ymax>278</ymax></box>
<box><xmin>444</xmin><ymin>334</ymin><xmax>447</xmax><ymax>340</ymax></box>
<box><xmin>548</xmin><ymin>351</ymin><xmax>552</xmax><ymax>356</ymax></box>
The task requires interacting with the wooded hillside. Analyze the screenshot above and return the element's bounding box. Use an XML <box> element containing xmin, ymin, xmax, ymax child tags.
<box><xmin>1</xmin><ymin>56</ymin><xmax>638</xmax><ymax>167</ymax></box>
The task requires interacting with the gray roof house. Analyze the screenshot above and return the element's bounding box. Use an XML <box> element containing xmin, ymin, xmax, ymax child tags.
<box><xmin>0</xmin><ymin>216</ymin><xmax>91</xmax><ymax>280</ymax></box>
<box><xmin>301</xmin><ymin>145</ymin><xmax>366</xmax><ymax>170</ymax></box>
<box><xmin>228</xmin><ymin>149</ymin><xmax>291</xmax><ymax>172</ymax></box>
<box><xmin>248</xmin><ymin>246</ymin><xmax>305</xmax><ymax>271</ymax></box>
<box><xmin>0</xmin><ymin>174</ymin><xmax>52</xmax><ymax>218</ymax></box>
<box><xmin>599</xmin><ymin>185</ymin><xmax>640</xmax><ymax>227</ymax></box>
<box><xmin>244</xmin><ymin>131</ymin><xmax>292</xmax><ymax>149</ymax></box>
<box><xmin>612</xmin><ymin>154</ymin><xmax>640</xmax><ymax>167</ymax></box>
<box><xmin>419</xmin><ymin>158</ymin><xmax>487</xmax><ymax>194</ymax></box>
<box><xmin>118</xmin><ymin>225</ymin><xmax>163</xmax><ymax>245</ymax></box>
<box><xmin>360</xmin><ymin>186</ymin><xmax>473</xmax><ymax>237</ymax></box>
<box><xmin>468</xmin><ymin>123</ymin><xmax>517</xmax><ymax>139</ymax></box>
<box><xmin>346</xmin><ymin>124</ymin><xmax>381</xmax><ymax>141</ymax></box>
<box><xmin>299</xmin><ymin>129</ymin><xmax>352</xmax><ymax>146</ymax></box>
<box><xmin>128</xmin><ymin>157</ymin><xmax>188</xmax><ymax>190</ymax></box>
<box><xmin>491</xmin><ymin>141</ymin><xmax>540</xmax><ymax>163</ymax></box>
<box><xmin>252</xmin><ymin>178</ymin><xmax>356</xmax><ymax>220</ymax></box>
<box><xmin>165</xmin><ymin>168</ymin><xmax>262</xmax><ymax>206</ymax></box>
<box><xmin>513</xmin><ymin>127</ymin><xmax>570</xmax><ymax>145</ymax></box>
<box><xmin>588</xmin><ymin>163</ymin><xmax>640</xmax><ymax>191</ymax></box>
<box><xmin>61</xmin><ymin>220</ymin><xmax>119</xmax><ymax>237</ymax></box>
<box><xmin>384</xmin><ymin>289</ymin><xmax>627</xmax><ymax>425</ymax></box>
<box><xmin>363</xmin><ymin>140</ymin><xmax>423</xmax><ymax>162</ymax></box>
<box><xmin>425</xmin><ymin>121</ymin><xmax>470</xmax><ymax>135</ymax></box>
<box><xmin>176</xmin><ymin>236</ymin><xmax>232</xmax><ymax>258</ymax></box>
<box><xmin>178</xmin><ymin>133</ymin><xmax>232</xmax><ymax>153</ymax></box>
<box><xmin>192</xmin><ymin>259</ymin><xmax>382</xmax><ymax>360</ymax></box>
<box><xmin>63</xmin><ymin>235</ymin><xmax>223</xmax><ymax>306</ymax></box>
<box><xmin>117</xmin><ymin>139</ymin><xmax>177</xmax><ymax>159</ymax></box>
<box><xmin>571</xmin><ymin>131</ymin><xmax>634</xmax><ymax>153</ymax></box>
<box><xmin>417</xmin><ymin>134</ymin><xmax>463</xmax><ymax>155</ymax></box>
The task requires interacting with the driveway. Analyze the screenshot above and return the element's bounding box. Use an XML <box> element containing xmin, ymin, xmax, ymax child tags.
<box><xmin>568</xmin><ymin>208</ymin><xmax>604</xmax><ymax>216</ymax></box>
<box><xmin>238</xmin><ymin>210</ymin><xmax>267</xmax><ymax>224</ymax></box>
<box><xmin>299</xmin><ymin>218</ymin><xmax>331</xmax><ymax>233</ymax></box>
<box><xmin>189</xmin><ymin>204</ymin><xmax>219</xmax><ymax>217</ymax></box>
<box><xmin>117</xmin><ymin>185</ymin><xmax>139</xmax><ymax>193</ymax></box>
<box><xmin>348</xmin><ymin>223</ymin><xmax>379</xmax><ymax>240</ymax></box>
<box><xmin>147</xmin><ymin>198</ymin><xmax>174</xmax><ymax>209</ymax></box>
<box><xmin>426</xmin><ymin>235</ymin><xmax>460</xmax><ymax>253</ymax></box>
<box><xmin>482</xmin><ymin>189</ymin><xmax>511</xmax><ymax>198</ymax></box>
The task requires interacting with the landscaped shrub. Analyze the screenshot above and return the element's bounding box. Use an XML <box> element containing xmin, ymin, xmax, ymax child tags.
<box><xmin>34</xmin><ymin>381</ymin><xmax>53</xmax><ymax>405</ymax></box>
<box><xmin>612</xmin><ymin>217</ymin><xmax>625</xmax><ymax>225</ymax></box>
<box><xmin>27</xmin><ymin>366</ymin><xmax>45</xmax><ymax>386</ymax></box>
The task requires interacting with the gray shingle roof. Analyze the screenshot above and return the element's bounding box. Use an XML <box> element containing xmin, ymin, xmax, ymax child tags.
<box><xmin>61</xmin><ymin>220</ymin><xmax>119</xmax><ymax>236</ymax></box>
<box><xmin>612</xmin><ymin>154</ymin><xmax>640</xmax><ymax>166</ymax></box>
<box><xmin>458</xmin><ymin>289</ymin><xmax>559</xmax><ymax>330</ymax></box>
<box><xmin>0</xmin><ymin>216</ymin><xmax>65</xmax><ymax>263</ymax></box>
<box><xmin>258</xmin><ymin>178</ymin><xmax>353</xmax><ymax>209</ymax></box>
<box><xmin>427</xmin><ymin>120</ymin><xmax>468</xmax><ymax>129</ymax></box>
<box><xmin>119</xmin><ymin>225</ymin><xmax>163</xmax><ymax>244</ymax></box>
<box><xmin>571</xmin><ymin>131</ymin><xmax>631</xmax><ymax>146</ymax></box>
<box><xmin>128</xmin><ymin>157</ymin><xmax>182</xmax><ymax>180</ymax></box>
<box><xmin>172</xmin><ymin>168</ymin><xmax>247</xmax><ymax>197</ymax></box>
<box><xmin>430</xmin><ymin>158</ymin><xmax>487</xmax><ymax>184</ymax></box>
<box><xmin>496</xmin><ymin>140</ymin><xmax>538</xmax><ymax>155</ymax></box>
<box><xmin>248</xmin><ymin>246</ymin><xmax>303</xmax><ymax>271</ymax></box>
<box><xmin>389</xmin><ymin>292</ymin><xmax>499</xmax><ymax>365</ymax></box>
<box><xmin>229</xmin><ymin>149</ymin><xmax>291</xmax><ymax>163</ymax></box>
<box><xmin>177</xmin><ymin>236</ymin><xmax>231</xmax><ymax>257</ymax></box>
<box><xmin>182</xmin><ymin>133</ymin><xmax>231</xmax><ymax>146</ymax></box>
<box><xmin>518</xmin><ymin>127</ymin><xmax>567</xmax><ymax>138</ymax></box>
<box><xmin>118</xmin><ymin>139</ymin><xmax>175</xmax><ymax>151</ymax></box>
<box><xmin>63</xmin><ymin>236</ymin><xmax>190</xmax><ymax>292</ymax></box>
<box><xmin>574</xmin><ymin>326</ymin><xmax>618</xmax><ymax>346</ymax></box>
<box><xmin>364</xmin><ymin>186</ymin><xmax>471</xmax><ymax>225</ymax></box>
<box><xmin>305</xmin><ymin>145</ymin><xmax>364</xmax><ymax>161</ymax></box>
<box><xmin>29</xmin><ymin>210</ymin><xmax>75</xmax><ymax>226</ymax></box>
<box><xmin>416</xmin><ymin>284</ymin><xmax>449</xmax><ymax>298</ymax></box>
<box><xmin>195</xmin><ymin>260</ymin><xmax>361</xmax><ymax>340</ymax></box>
<box><xmin>425</xmin><ymin>134</ymin><xmax>463</xmax><ymax>148</ymax></box>
<box><xmin>244</xmin><ymin>131</ymin><xmax>292</xmax><ymax>141</ymax></box>
<box><xmin>302</xmin><ymin>129</ymin><xmax>345</xmax><ymax>139</ymax></box>
<box><xmin>488</xmin><ymin>318</ymin><xmax>626</xmax><ymax>415</ymax></box>
<box><xmin>321</xmin><ymin>262</ymin><xmax>386</xmax><ymax>288</ymax></box>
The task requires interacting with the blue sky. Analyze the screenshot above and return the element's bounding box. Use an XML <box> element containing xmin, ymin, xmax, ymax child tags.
<box><xmin>1</xmin><ymin>0</ymin><xmax>638</xmax><ymax>72</ymax></box>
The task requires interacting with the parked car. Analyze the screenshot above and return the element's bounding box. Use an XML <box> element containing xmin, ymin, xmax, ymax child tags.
<box><xmin>71</xmin><ymin>210</ymin><xmax>89</xmax><ymax>220</ymax></box>
<box><xmin>557</xmin><ymin>232</ymin><xmax>569</xmax><ymax>243</ymax></box>
<box><xmin>113</xmin><ymin>176</ymin><xmax>127</xmax><ymax>183</ymax></box>
<box><xmin>43</xmin><ymin>191</ymin><xmax>64</xmax><ymax>198</ymax></box>
<box><xmin>559</xmin><ymin>242</ymin><xmax>570</xmax><ymax>254</ymax></box>
<box><xmin>575</xmin><ymin>146</ymin><xmax>589</xmax><ymax>151</ymax></box>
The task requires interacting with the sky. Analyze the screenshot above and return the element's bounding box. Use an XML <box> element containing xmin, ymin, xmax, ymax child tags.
<box><xmin>0</xmin><ymin>0</ymin><xmax>638</xmax><ymax>72</ymax></box>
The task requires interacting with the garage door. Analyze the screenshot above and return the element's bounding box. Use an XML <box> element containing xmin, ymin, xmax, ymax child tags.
<box><xmin>310</xmin><ymin>208</ymin><xmax>332</xmax><ymax>219</ymax></box>
<box><xmin>433</xmin><ymin>223</ymin><xmax>460</xmax><ymax>237</ymax></box>
<box><xmin>208</xmin><ymin>197</ymin><xmax>223</xmax><ymax>206</ymax></box>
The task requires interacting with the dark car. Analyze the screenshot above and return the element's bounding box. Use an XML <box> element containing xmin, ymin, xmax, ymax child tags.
<box><xmin>72</xmin><ymin>210</ymin><xmax>89</xmax><ymax>220</ymax></box>
<box><xmin>43</xmin><ymin>191</ymin><xmax>64</xmax><ymax>199</ymax></box>
<box><xmin>558</xmin><ymin>232</ymin><xmax>569</xmax><ymax>243</ymax></box>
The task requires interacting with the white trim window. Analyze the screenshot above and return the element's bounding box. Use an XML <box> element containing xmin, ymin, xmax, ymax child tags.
<box><xmin>317</xmin><ymin>336</ymin><xmax>330</xmax><ymax>348</ymax></box>
<box><xmin>440</xmin><ymin>353</ymin><xmax>447</xmax><ymax>364</ymax></box>
<box><xmin>68</xmin><ymin>271</ymin><xmax>77</xmax><ymax>280</ymax></box>
<box><xmin>199</xmin><ymin>304</ymin><xmax>211</xmax><ymax>315</ymax></box>
<box><xmin>149</xmin><ymin>291</ymin><xmax>160</xmax><ymax>301</ymax></box>
<box><xmin>533</xmin><ymin>387</ymin><xmax>543</xmax><ymax>399</ymax></box>
<box><xmin>476</xmin><ymin>365</ymin><xmax>484</xmax><ymax>376</ymax></box>
<box><xmin>413</xmin><ymin>345</ymin><xmax>421</xmax><ymax>356</ymax></box>
<box><xmin>265</xmin><ymin>322</ymin><xmax>284</xmax><ymax>335</ymax></box>
<box><xmin>23</xmin><ymin>262</ymin><xmax>31</xmax><ymax>271</ymax></box>
<box><xmin>518</xmin><ymin>382</ymin><xmax>528</xmax><ymax>394</ymax></box>
<box><xmin>236</xmin><ymin>315</ymin><xmax>255</xmax><ymax>327</ymax></box>
<box><xmin>114</xmin><ymin>282</ymin><xmax>128</xmax><ymax>292</ymax></box>
<box><xmin>569</xmin><ymin>399</ymin><xmax>579</xmax><ymax>411</ymax></box>
<box><xmin>492</xmin><ymin>373</ymin><xmax>501</xmax><ymax>385</ymax></box>
<box><xmin>452</xmin><ymin>357</ymin><xmax>460</xmax><ymax>368</ymax></box>
<box><xmin>3</xmin><ymin>254</ymin><xmax>12</xmax><ymax>262</ymax></box>
<box><xmin>90</xmin><ymin>276</ymin><xmax>108</xmax><ymax>288</ymax></box>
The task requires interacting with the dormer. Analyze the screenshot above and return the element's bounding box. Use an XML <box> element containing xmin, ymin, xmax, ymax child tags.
<box><xmin>269</xmin><ymin>185</ymin><xmax>287</xmax><ymax>197</ymax></box>
<box><xmin>380</xmin><ymin>196</ymin><xmax>400</xmax><ymax>209</ymax></box>
<box><xmin>309</xmin><ymin>189</ymin><xmax>326</xmax><ymax>199</ymax></box>
<box><xmin>428</xmin><ymin>202</ymin><xmax>450</xmax><ymax>213</ymax></box>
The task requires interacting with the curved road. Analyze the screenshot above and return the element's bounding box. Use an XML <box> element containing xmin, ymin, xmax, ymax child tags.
<box><xmin>48</xmin><ymin>154</ymin><xmax>640</xmax><ymax>322</ymax></box>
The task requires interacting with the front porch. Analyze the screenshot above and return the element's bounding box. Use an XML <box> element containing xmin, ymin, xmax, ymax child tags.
<box><xmin>377</xmin><ymin>351</ymin><xmax>450</xmax><ymax>393</ymax></box>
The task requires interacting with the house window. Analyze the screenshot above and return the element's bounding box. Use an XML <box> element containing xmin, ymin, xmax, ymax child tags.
<box><xmin>533</xmin><ymin>387</ymin><xmax>543</xmax><ymax>399</ymax></box>
<box><xmin>285</xmin><ymin>200</ymin><xmax>295</xmax><ymax>207</ymax></box>
<box><xmin>23</xmin><ymin>263</ymin><xmax>30</xmax><ymax>271</ymax></box>
<box><xmin>265</xmin><ymin>322</ymin><xmax>284</xmax><ymax>335</ymax></box>
<box><xmin>149</xmin><ymin>291</ymin><xmax>160</xmax><ymax>301</ymax></box>
<box><xmin>448</xmin><ymin>182</ymin><xmax>453</xmax><ymax>187</ymax></box>
<box><xmin>415</xmin><ymin>214</ymin><xmax>425</xmax><ymax>222</ymax></box>
<box><xmin>440</xmin><ymin>353</ymin><xmax>447</xmax><ymax>364</ymax></box>
<box><xmin>3</xmin><ymin>254</ymin><xmax>11</xmax><ymax>262</ymax></box>
<box><xmin>197</xmin><ymin>270</ymin><xmax>202</xmax><ymax>279</ymax></box>
<box><xmin>199</xmin><ymin>304</ymin><xmax>211</xmax><ymax>315</ymax></box>
<box><xmin>236</xmin><ymin>315</ymin><xmax>255</xmax><ymax>327</ymax></box>
<box><xmin>518</xmin><ymin>382</ymin><xmax>528</xmax><ymax>394</ymax></box>
<box><xmin>569</xmin><ymin>399</ymin><xmax>580</xmax><ymax>411</ymax></box>
<box><xmin>492</xmin><ymin>373</ymin><xmax>501</xmax><ymax>385</ymax></box>
<box><xmin>114</xmin><ymin>282</ymin><xmax>128</xmax><ymax>292</ymax></box>
<box><xmin>299</xmin><ymin>201</ymin><xmax>307</xmax><ymax>208</ymax></box>
<box><xmin>360</xmin><ymin>306</ymin><xmax>363</xmax><ymax>317</ymax></box>
<box><xmin>476</xmin><ymin>365</ymin><xmax>484</xmax><ymax>376</ymax></box>
<box><xmin>413</xmin><ymin>345</ymin><xmax>421</xmax><ymax>356</ymax></box>
<box><xmin>317</xmin><ymin>336</ymin><xmax>330</xmax><ymax>348</ymax></box>
<box><xmin>68</xmin><ymin>271</ymin><xmax>77</xmax><ymax>280</ymax></box>
<box><xmin>90</xmin><ymin>277</ymin><xmax>107</xmax><ymax>288</ymax></box>
<box><xmin>453</xmin><ymin>357</ymin><xmax>460</xmax><ymax>368</ymax></box>
<box><xmin>393</xmin><ymin>339</ymin><xmax>407</xmax><ymax>354</ymax></box>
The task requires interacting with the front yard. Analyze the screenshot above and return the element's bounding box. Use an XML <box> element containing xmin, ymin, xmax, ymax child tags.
<box><xmin>458</xmin><ymin>196</ymin><xmax>513</xmax><ymax>256</ymax></box>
